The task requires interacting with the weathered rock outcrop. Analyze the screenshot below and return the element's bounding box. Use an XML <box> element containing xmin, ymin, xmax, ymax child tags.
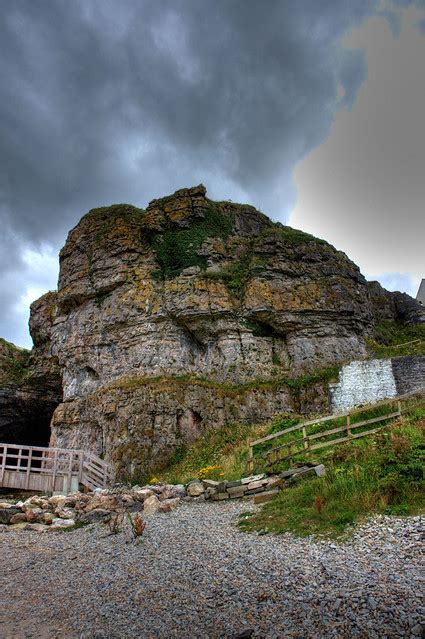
<box><xmin>19</xmin><ymin>185</ymin><xmax>423</xmax><ymax>478</ymax></box>
<box><xmin>0</xmin><ymin>327</ymin><xmax>61</xmax><ymax>446</ymax></box>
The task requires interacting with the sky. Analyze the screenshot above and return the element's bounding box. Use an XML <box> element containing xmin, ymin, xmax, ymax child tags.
<box><xmin>1</xmin><ymin>0</ymin><xmax>424</xmax><ymax>348</ymax></box>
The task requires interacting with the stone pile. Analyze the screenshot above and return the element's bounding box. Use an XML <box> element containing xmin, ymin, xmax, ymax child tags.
<box><xmin>188</xmin><ymin>464</ymin><xmax>326</xmax><ymax>504</ymax></box>
<box><xmin>0</xmin><ymin>464</ymin><xmax>325</xmax><ymax>532</ymax></box>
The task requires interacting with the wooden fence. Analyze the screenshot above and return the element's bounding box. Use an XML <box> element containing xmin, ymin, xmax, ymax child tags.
<box><xmin>247</xmin><ymin>386</ymin><xmax>425</xmax><ymax>473</ymax></box>
<box><xmin>0</xmin><ymin>443</ymin><xmax>114</xmax><ymax>494</ymax></box>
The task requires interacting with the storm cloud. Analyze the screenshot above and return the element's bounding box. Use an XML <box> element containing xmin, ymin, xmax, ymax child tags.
<box><xmin>0</xmin><ymin>0</ymin><xmax>423</xmax><ymax>346</ymax></box>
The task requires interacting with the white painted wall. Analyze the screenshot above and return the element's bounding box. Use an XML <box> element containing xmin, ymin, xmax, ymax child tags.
<box><xmin>329</xmin><ymin>359</ymin><xmax>397</xmax><ymax>414</ymax></box>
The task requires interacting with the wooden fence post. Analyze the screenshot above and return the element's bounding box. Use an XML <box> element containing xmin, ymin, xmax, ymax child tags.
<box><xmin>347</xmin><ymin>414</ymin><xmax>352</xmax><ymax>437</ymax></box>
<box><xmin>25</xmin><ymin>448</ymin><xmax>32</xmax><ymax>490</ymax></box>
<box><xmin>248</xmin><ymin>444</ymin><xmax>254</xmax><ymax>473</ymax></box>
<box><xmin>0</xmin><ymin>445</ymin><xmax>6</xmax><ymax>483</ymax></box>
<box><xmin>302</xmin><ymin>426</ymin><xmax>308</xmax><ymax>450</ymax></box>
<box><xmin>51</xmin><ymin>449</ymin><xmax>58</xmax><ymax>494</ymax></box>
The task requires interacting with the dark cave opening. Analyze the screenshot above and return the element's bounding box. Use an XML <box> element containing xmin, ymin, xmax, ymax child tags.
<box><xmin>0</xmin><ymin>392</ymin><xmax>59</xmax><ymax>448</ymax></box>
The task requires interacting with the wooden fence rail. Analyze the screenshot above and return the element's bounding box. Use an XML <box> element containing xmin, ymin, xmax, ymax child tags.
<box><xmin>247</xmin><ymin>386</ymin><xmax>425</xmax><ymax>474</ymax></box>
<box><xmin>0</xmin><ymin>443</ymin><xmax>114</xmax><ymax>494</ymax></box>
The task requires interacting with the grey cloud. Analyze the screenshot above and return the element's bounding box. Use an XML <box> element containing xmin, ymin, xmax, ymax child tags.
<box><xmin>0</xmin><ymin>0</ymin><xmax>423</xmax><ymax>346</ymax></box>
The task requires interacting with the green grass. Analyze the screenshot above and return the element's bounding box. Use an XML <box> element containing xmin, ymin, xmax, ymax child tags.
<box><xmin>102</xmin><ymin>366</ymin><xmax>340</xmax><ymax>398</ymax></box>
<box><xmin>251</xmin><ymin>397</ymin><xmax>415</xmax><ymax>474</ymax></box>
<box><xmin>151</xmin><ymin>201</ymin><xmax>234</xmax><ymax>279</ymax></box>
<box><xmin>53</xmin><ymin>520</ymin><xmax>89</xmax><ymax>533</ymax></box>
<box><xmin>158</xmin><ymin>420</ymin><xmax>269</xmax><ymax>485</ymax></box>
<box><xmin>0</xmin><ymin>338</ymin><xmax>31</xmax><ymax>385</ymax></box>
<box><xmin>367</xmin><ymin>320</ymin><xmax>425</xmax><ymax>358</ymax></box>
<box><xmin>239</xmin><ymin>409</ymin><xmax>425</xmax><ymax>538</ymax></box>
<box><xmin>259</xmin><ymin>224</ymin><xmax>329</xmax><ymax>246</ymax></box>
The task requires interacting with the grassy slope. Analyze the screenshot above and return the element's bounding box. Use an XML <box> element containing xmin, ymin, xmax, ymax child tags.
<box><xmin>154</xmin><ymin>402</ymin><xmax>424</xmax><ymax>539</ymax></box>
<box><xmin>152</xmin><ymin>413</ymin><xmax>305</xmax><ymax>485</ymax></box>
<box><xmin>240</xmin><ymin>408</ymin><xmax>424</xmax><ymax>538</ymax></box>
<box><xmin>367</xmin><ymin>320</ymin><xmax>425</xmax><ymax>358</ymax></box>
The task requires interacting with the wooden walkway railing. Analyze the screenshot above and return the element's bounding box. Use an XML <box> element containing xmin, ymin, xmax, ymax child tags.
<box><xmin>0</xmin><ymin>444</ymin><xmax>114</xmax><ymax>494</ymax></box>
<box><xmin>247</xmin><ymin>386</ymin><xmax>425</xmax><ymax>473</ymax></box>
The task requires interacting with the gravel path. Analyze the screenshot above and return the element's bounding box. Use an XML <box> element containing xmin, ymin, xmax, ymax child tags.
<box><xmin>1</xmin><ymin>500</ymin><xmax>423</xmax><ymax>639</ymax></box>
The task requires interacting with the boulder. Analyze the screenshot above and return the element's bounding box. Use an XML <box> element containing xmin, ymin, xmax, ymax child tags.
<box><xmin>253</xmin><ymin>490</ymin><xmax>280</xmax><ymax>504</ymax></box>
<box><xmin>9</xmin><ymin>513</ymin><xmax>27</xmax><ymax>524</ymax></box>
<box><xmin>25</xmin><ymin>508</ymin><xmax>43</xmax><ymax>523</ymax></box>
<box><xmin>314</xmin><ymin>464</ymin><xmax>326</xmax><ymax>477</ymax></box>
<box><xmin>132</xmin><ymin>488</ymin><xmax>154</xmax><ymax>502</ymax></box>
<box><xmin>186</xmin><ymin>480</ymin><xmax>205</xmax><ymax>497</ymax></box>
<box><xmin>49</xmin><ymin>518</ymin><xmax>75</xmax><ymax>530</ymax></box>
<box><xmin>0</xmin><ymin>507</ymin><xmax>21</xmax><ymax>525</ymax></box>
<box><xmin>143</xmin><ymin>494</ymin><xmax>160</xmax><ymax>514</ymax></box>
<box><xmin>84</xmin><ymin>494</ymin><xmax>121</xmax><ymax>512</ymax></box>
<box><xmin>77</xmin><ymin>509</ymin><xmax>111</xmax><ymax>524</ymax></box>
<box><xmin>48</xmin><ymin>495</ymin><xmax>77</xmax><ymax>509</ymax></box>
<box><xmin>55</xmin><ymin>508</ymin><xmax>76</xmax><ymax>520</ymax></box>
<box><xmin>170</xmin><ymin>484</ymin><xmax>187</xmax><ymax>498</ymax></box>
<box><xmin>42</xmin><ymin>512</ymin><xmax>54</xmax><ymax>525</ymax></box>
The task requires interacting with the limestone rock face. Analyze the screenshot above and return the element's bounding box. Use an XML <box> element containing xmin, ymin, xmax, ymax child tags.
<box><xmin>25</xmin><ymin>185</ymin><xmax>423</xmax><ymax>477</ymax></box>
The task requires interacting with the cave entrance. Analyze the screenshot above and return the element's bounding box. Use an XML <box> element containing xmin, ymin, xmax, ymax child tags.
<box><xmin>0</xmin><ymin>394</ymin><xmax>59</xmax><ymax>448</ymax></box>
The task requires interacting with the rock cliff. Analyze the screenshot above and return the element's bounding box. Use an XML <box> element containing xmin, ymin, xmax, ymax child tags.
<box><xmin>3</xmin><ymin>185</ymin><xmax>424</xmax><ymax>478</ymax></box>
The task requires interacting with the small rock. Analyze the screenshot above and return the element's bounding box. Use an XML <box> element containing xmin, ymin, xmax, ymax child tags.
<box><xmin>143</xmin><ymin>494</ymin><xmax>160</xmax><ymax>514</ymax></box>
<box><xmin>253</xmin><ymin>490</ymin><xmax>280</xmax><ymax>505</ymax></box>
<box><xmin>314</xmin><ymin>464</ymin><xmax>326</xmax><ymax>477</ymax></box>
<box><xmin>158</xmin><ymin>498</ymin><xmax>180</xmax><ymax>513</ymax></box>
<box><xmin>49</xmin><ymin>518</ymin><xmax>75</xmax><ymax>530</ymax></box>
<box><xmin>186</xmin><ymin>480</ymin><xmax>205</xmax><ymax>497</ymax></box>
<box><xmin>240</xmin><ymin>474</ymin><xmax>266</xmax><ymax>485</ymax></box>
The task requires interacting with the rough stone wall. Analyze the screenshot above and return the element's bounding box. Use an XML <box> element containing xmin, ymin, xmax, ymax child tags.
<box><xmin>329</xmin><ymin>355</ymin><xmax>425</xmax><ymax>413</ymax></box>
<box><xmin>392</xmin><ymin>356</ymin><xmax>425</xmax><ymax>395</ymax></box>
<box><xmin>329</xmin><ymin>359</ymin><xmax>397</xmax><ymax>413</ymax></box>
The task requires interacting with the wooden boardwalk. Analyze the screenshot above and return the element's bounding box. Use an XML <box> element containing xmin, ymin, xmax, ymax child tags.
<box><xmin>0</xmin><ymin>443</ymin><xmax>114</xmax><ymax>493</ymax></box>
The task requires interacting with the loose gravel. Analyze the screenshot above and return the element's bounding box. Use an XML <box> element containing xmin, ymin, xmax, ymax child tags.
<box><xmin>0</xmin><ymin>500</ymin><xmax>423</xmax><ymax>639</ymax></box>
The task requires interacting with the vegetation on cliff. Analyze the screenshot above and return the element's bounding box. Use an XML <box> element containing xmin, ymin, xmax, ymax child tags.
<box><xmin>150</xmin><ymin>201</ymin><xmax>233</xmax><ymax>279</ymax></box>
<box><xmin>367</xmin><ymin>320</ymin><xmax>425</xmax><ymax>358</ymax></box>
<box><xmin>0</xmin><ymin>338</ymin><xmax>31</xmax><ymax>385</ymax></box>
